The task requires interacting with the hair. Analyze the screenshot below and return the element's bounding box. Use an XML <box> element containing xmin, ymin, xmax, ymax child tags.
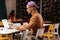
<box><xmin>27</xmin><ymin>1</ymin><xmax>39</xmax><ymax>8</ymax></box>
<box><xmin>9</xmin><ymin>10</ymin><xmax>15</xmax><ymax>19</ymax></box>
<box><xmin>10</xmin><ymin>10</ymin><xmax>15</xmax><ymax>16</ymax></box>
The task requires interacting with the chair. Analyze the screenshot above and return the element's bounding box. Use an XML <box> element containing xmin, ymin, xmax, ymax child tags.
<box><xmin>14</xmin><ymin>31</ymin><xmax>23</xmax><ymax>40</ymax></box>
<box><xmin>23</xmin><ymin>29</ymin><xmax>31</xmax><ymax>40</ymax></box>
<box><xmin>31</xmin><ymin>28</ymin><xmax>44</xmax><ymax>40</ymax></box>
<box><xmin>0</xmin><ymin>34</ymin><xmax>12</xmax><ymax>40</ymax></box>
<box><xmin>36</xmin><ymin>28</ymin><xmax>44</xmax><ymax>40</ymax></box>
<box><xmin>54</xmin><ymin>23</ymin><xmax>59</xmax><ymax>39</ymax></box>
<box><xmin>0</xmin><ymin>21</ymin><xmax>3</xmax><ymax>27</ymax></box>
<box><xmin>42</xmin><ymin>24</ymin><xmax>54</xmax><ymax>40</ymax></box>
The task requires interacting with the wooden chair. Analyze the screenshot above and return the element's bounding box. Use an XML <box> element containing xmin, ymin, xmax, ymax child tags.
<box><xmin>0</xmin><ymin>34</ymin><xmax>12</xmax><ymax>40</ymax></box>
<box><xmin>0</xmin><ymin>21</ymin><xmax>3</xmax><ymax>27</ymax></box>
<box><xmin>42</xmin><ymin>24</ymin><xmax>54</xmax><ymax>40</ymax></box>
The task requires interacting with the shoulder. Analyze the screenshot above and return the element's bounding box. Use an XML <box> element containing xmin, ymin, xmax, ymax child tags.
<box><xmin>31</xmin><ymin>14</ymin><xmax>38</xmax><ymax>19</ymax></box>
<box><xmin>33</xmin><ymin>13</ymin><xmax>38</xmax><ymax>17</ymax></box>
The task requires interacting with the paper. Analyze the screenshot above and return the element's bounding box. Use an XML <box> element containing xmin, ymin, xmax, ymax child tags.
<box><xmin>13</xmin><ymin>23</ymin><xmax>21</xmax><ymax>27</ymax></box>
<box><xmin>23</xmin><ymin>22</ymin><xmax>28</xmax><ymax>26</ymax></box>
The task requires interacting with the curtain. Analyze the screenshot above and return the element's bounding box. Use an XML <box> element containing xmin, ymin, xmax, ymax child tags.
<box><xmin>0</xmin><ymin>0</ymin><xmax>7</xmax><ymax>21</ymax></box>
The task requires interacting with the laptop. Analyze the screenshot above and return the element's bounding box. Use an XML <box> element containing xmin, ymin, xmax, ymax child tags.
<box><xmin>2</xmin><ymin>19</ymin><xmax>21</xmax><ymax>29</ymax></box>
<box><xmin>2</xmin><ymin>19</ymin><xmax>10</xmax><ymax>29</ymax></box>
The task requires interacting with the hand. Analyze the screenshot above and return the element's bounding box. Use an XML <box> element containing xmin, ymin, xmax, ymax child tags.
<box><xmin>12</xmin><ymin>26</ymin><xmax>19</xmax><ymax>30</ymax></box>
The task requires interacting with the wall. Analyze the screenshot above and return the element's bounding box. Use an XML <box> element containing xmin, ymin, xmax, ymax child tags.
<box><xmin>5</xmin><ymin>0</ymin><xmax>16</xmax><ymax>18</ymax></box>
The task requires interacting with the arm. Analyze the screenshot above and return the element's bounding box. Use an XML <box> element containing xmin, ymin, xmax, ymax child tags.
<box><xmin>14</xmin><ymin>15</ymin><xmax>38</xmax><ymax>31</ymax></box>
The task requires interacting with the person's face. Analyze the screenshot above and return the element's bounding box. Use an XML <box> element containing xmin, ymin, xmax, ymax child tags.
<box><xmin>26</xmin><ymin>5</ymin><xmax>32</xmax><ymax>14</ymax></box>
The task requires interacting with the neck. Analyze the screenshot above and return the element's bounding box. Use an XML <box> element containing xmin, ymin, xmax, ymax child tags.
<box><xmin>31</xmin><ymin>10</ymin><xmax>38</xmax><ymax>16</ymax></box>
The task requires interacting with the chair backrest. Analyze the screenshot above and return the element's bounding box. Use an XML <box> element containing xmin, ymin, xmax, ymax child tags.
<box><xmin>48</xmin><ymin>24</ymin><xmax>54</xmax><ymax>33</ymax></box>
<box><xmin>54</xmin><ymin>23</ymin><xmax>59</xmax><ymax>34</ymax></box>
<box><xmin>36</xmin><ymin>28</ymin><xmax>44</xmax><ymax>38</ymax></box>
<box><xmin>54</xmin><ymin>23</ymin><xmax>59</xmax><ymax>28</ymax></box>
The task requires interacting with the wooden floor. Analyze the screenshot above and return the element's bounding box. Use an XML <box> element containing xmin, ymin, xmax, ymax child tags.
<box><xmin>43</xmin><ymin>36</ymin><xmax>60</xmax><ymax>40</ymax></box>
<box><xmin>13</xmin><ymin>36</ymin><xmax>60</xmax><ymax>40</ymax></box>
<box><xmin>54</xmin><ymin>37</ymin><xmax>60</xmax><ymax>40</ymax></box>
<box><xmin>14</xmin><ymin>37</ymin><xmax>60</xmax><ymax>40</ymax></box>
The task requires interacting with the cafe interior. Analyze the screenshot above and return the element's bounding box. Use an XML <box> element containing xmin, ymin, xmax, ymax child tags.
<box><xmin>0</xmin><ymin>0</ymin><xmax>60</xmax><ymax>40</ymax></box>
